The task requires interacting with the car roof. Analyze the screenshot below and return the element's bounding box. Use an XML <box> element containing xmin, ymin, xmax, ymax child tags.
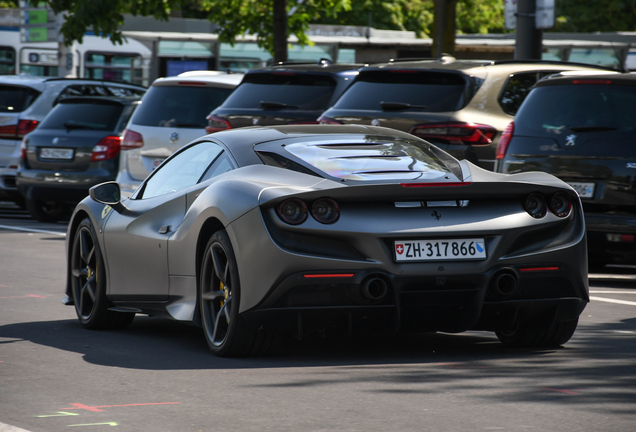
<box><xmin>57</xmin><ymin>96</ymin><xmax>142</xmax><ymax>105</ymax></box>
<box><xmin>151</xmin><ymin>73</ymin><xmax>244</xmax><ymax>87</ymax></box>
<box><xmin>0</xmin><ymin>74</ymin><xmax>147</xmax><ymax>90</ymax></box>
<box><xmin>247</xmin><ymin>62</ymin><xmax>364</xmax><ymax>75</ymax></box>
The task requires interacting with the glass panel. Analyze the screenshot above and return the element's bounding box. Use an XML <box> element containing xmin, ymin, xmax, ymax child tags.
<box><xmin>141</xmin><ymin>143</ymin><xmax>223</xmax><ymax>199</ymax></box>
<box><xmin>158</xmin><ymin>41</ymin><xmax>214</xmax><ymax>57</ymax></box>
<box><xmin>568</xmin><ymin>48</ymin><xmax>621</xmax><ymax>69</ymax></box>
<box><xmin>0</xmin><ymin>85</ymin><xmax>41</xmax><ymax>113</ymax></box>
<box><xmin>40</xmin><ymin>102</ymin><xmax>124</xmax><ymax>131</ymax></box>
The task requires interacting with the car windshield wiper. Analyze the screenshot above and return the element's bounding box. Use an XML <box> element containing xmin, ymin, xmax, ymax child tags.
<box><xmin>174</xmin><ymin>123</ymin><xmax>204</xmax><ymax>128</ymax></box>
<box><xmin>380</xmin><ymin>101</ymin><xmax>427</xmax><ymax>111</ymax></box>
<box><xmin>569</xmin><ymin>125</ymin><xmax>618</xmax><ymax>133</ymax></box>
<box><xmin>260</xmin><ymin>101</ymin><xmax>299</xmax><ymax>110</ymax></box>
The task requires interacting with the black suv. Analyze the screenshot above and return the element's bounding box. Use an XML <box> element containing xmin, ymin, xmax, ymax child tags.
<box><xmin>206</xmin><ymin>61</ymin><xmax>362</xmax><ymax>133</ymax></box>
<box><xmin>495</xmin><ymin>72</ymin><xmax>636</xmax><ymax>268</ymax></box>
<box><xmin>318</xmin><ymin>57</ymin><xmax>615</xmax><ymax>171</ymax></box>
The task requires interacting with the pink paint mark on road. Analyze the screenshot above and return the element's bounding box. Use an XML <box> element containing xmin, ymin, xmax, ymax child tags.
<box><xmin>541</xmin><ymin>387</ymin><xmax>581</xmax><ymax>395</ymax></box>
<box><xmin>61</xmin><ymin>402</ymin><xmax>180</xmax><ymax>412</ymax></box>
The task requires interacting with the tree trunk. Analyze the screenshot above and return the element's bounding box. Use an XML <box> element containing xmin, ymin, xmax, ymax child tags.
<box><xmin>273</xmin><ymin>0</ymin><xmax>288</xmax><ymax>63</ymax></box>
<box><xmin>432</xmin><ymin>0</ymin><xmax>458</xmax><ymax>58</ymax></box>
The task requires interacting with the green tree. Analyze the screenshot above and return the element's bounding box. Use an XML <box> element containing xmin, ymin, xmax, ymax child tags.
<box><xmin>554</xmin><ymin>0</ymin><xmax>636</xmax><ymax>32</ymax></box>
<box><xmin>27</xmin><ymin>0</ymin><xmax>351</xmax><ymax>62</ymax></box>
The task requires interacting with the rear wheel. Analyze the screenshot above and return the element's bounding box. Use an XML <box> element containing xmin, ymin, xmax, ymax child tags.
<box><xmin>496</xmin><ymin>317</ymin><xmax>579</xmax><ymax>348</ymax></box>
<box><xmin>25</xmin><ymin>198</ymin><xmax>70</xmax><ymax>223</ymax></box>
<box><xmin>70</xmin><ymin>218</ymin><xmax>135</xmax><ymax>329</ymax></box>
<box><xmin>199</xmin><ymin>230</ymin><xmax>274</xmax><ymax>357</ymax></box>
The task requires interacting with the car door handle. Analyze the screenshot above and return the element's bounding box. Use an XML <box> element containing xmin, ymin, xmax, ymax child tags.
<box><xmin>159</xmin><ymin>225</ymin><xmax>171</xmax><ymax>234</ymax></box>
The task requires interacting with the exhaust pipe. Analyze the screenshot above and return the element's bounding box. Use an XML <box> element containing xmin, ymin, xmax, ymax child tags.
<box><xmin>490</xmin><ymin>271</ymin><xmax>518</xmax><ymax>297</ymax></box>
<box><xmin>361</xmin><ymin>276</ymin><xmax>388</xmax><ymax>302</ymax></box>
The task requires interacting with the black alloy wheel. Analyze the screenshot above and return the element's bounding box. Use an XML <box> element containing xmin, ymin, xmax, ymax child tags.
<box><xmin>70</xmin><ymin>218</ymin><xmax>135</xmax><ymax>329</ymax></box>
<box><xmin>199</xmin><ymin>230</ymin><xmax>275</xmax><ymax>357</ymax></box>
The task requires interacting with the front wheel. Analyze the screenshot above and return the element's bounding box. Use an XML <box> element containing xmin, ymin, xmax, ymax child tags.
<box><xmin>70</xmin><ymin>218</ymin><xmax>135</xmax><ymax>329</ymax></box>
<box><xmin>199</xmin><ymin>230</ymin><xmax>274</xmax><ymax>357</ymax></box>
<box><xmin>495</xmin><ymin>317</ymin><xmax>579</xmax><ymax>348</ymax></box>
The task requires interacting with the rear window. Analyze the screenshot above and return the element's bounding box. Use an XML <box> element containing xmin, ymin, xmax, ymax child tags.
<box><xmin>55</xmin><ymin>84</ymin><xmax>145</xmax><ymax>105</ymax></box>
<box><xmin>0</xmin><ymin>85</ymin><xmax>41</xmax><ymax>113</ymax></box>
<box><xmin>39</xmin><ymin>102</ymin><xmax>124</xmax><ymax>131</ymax></box>
<box><xmin>332</xmin><ymin>71</ymin><xmax>476</xmax><ymax>112</ymax></box>
<box><xmin>270</xmin><ymin>138</ymin><xmax>460</xmax><ymax>182</ymax></box>
<box><xmin>132</xmin><ymin>85</ymin><xmax>233</xmax><ymax>128</ymax></box>
<box><xmin>515</xmin><ymin>84</ymin><xmax>636</xmax><ymax>136</ymax></box>
<box><xmin>221</xmin><ymin>73</ymin><xmax>337</xmax><ymax>110</ymax></box>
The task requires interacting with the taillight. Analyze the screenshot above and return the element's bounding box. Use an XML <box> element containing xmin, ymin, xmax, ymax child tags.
<box><xmin>0</xmin><ymin>119</ymin><xmax>39</xmax><ymax>140</ymax></box>
<box><xmin>524</xmin><ymin>193</ymin><xmax>547</xmax><ymax>219</ymax></box>
<box><xmin>19</xmin><ymin>137</ymin><xmax>28</xmax><ymax>160</ymax></box>
<box><xmin>549</xmin><ymin>192</ymin><xmax>572</xmax><ymax>218</ymax></box>
<box><xmin>206</xmin><ymin>115</ymin><xmax>231</xmax><ymax>134</ymax></box>
<box><xmin>496</xmin><ymin>122</ymin><xmax>514</xmax><ymax>160</ymax></box>
<box><xmin>311</xmin><ymin>198</ymin><xmax>339</xmax><ymax>224</ymax></box>
<box><xmin>409</xmin><ymin>122</ymin><xmax>496</xmax><ymax>145</ymax></box>
<box><xmin>121</xmin><ymin>129</ymin><xmax>143</xmax><ymax>150</ymax></box>
<box><xmin>572</xmin><ymin>79</ymin><xmax>612</xmax><ymax>85</ymax></box>
<box><xmin>277</xmin><ymin>198</ymin><xmax>308</xmax><ymax>225</ymax></box>
<box><xmin>317</xmin><ymin>116</ymin><xmax>343</xmax><ymax>125</ymax></box>
<box><xmin>91</xmin><ymin>136</ymin><xmax>122</xmax><ymax>161</ymax></box>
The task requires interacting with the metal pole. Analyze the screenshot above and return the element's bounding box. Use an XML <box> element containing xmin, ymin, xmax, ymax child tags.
<box><xmin>514</xmin><ymin>0</ymin><xmax>543</xmax><ymax>60</ymax></box>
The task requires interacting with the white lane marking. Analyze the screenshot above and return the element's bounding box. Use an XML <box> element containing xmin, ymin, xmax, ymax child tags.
<box><xmin>0</xmin><ymin>421</ymin><xmax>34</xmax><ymax>432</ymax></box>
<box><xmin>590</xmin><ymin>296</ymin><xmax>636</xmax><ymax>306</ymax></box>
<box><xmin>590</xmin><ymin>290</ymin><xmax>636</xmax><ymax>294</ymax></box>
<box><xmin>0</xmin><ymin>224</ymin><xmax>66</xmax><ymax>236</ymax></box>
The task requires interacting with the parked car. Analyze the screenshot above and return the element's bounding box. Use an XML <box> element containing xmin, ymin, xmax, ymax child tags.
<box><xmin>0</xmin><ymin>75</ymin><xmax>146</xmax><ymax>206</ymax></box>
<box><xmin>116</xmin><ymin>71</ymin><xmax>243</xmax><ymax>191</ymax></box>
<box><xmin>65</xmin><ymin>125</ymin><xmax>588</xmax><ymax>357</ymax></box>
<box><xmin>16</xmin><ymin>96</ymin><xmax>141</xmax><ymax>222</ymax></box>
<box><xmin>318</xmin><ymin>57</ymin><xmax>617</xmax><ymax>171</ymax></box>
<box><xmin>496</xmin><ymin>72</ymin><xmax>636</xmax><ymax>269</ymax></box>
<box><xmin>205</xmin><ymin>60</ymin><xmax>362</xmax><ymax>133</ymax></box>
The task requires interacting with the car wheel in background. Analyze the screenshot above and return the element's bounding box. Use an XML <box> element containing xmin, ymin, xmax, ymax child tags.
<box><xmin>495</xmin><ymin>317</ymin><xmax>579</xmax><ymax>348</ymax></box>
<box><xmin>199</xmin><ymin>230</ymin><xmax>274</xmax><ymax>357</ymax></box>
<box><xmin>70</xmin><ymin>218</ymin><xmax>135</xmax><ymax>330</ymax></box>
<box><xmin>25</xmin><ymin>198</ymin><xmax>70</xmax><ymax>223</ymax></box>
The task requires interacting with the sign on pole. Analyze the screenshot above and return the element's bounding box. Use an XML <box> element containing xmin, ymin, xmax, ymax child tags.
<box><xmin>19</xmin><ymin>0</ymin><xmax>60</xmax><ymax>43</ymax></box>
<box><xmin>504</xmin><ymin>0</ymin><xmax>517</xmax><ymax>30</ymax></box>
<box><xmin>535</xmin><ymin>0</ymin><xmax>555</xmax><ymax>29</ymax></box>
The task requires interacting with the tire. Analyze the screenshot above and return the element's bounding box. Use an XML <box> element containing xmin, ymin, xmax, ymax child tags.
<box><xmin>199</xmin><ymin>230</ymin><xmax>274</xmax><ymax>357</ymax></box>
<box><xmin>495</xmin><ymin>317</ymin><xmax>579</xmax><ymax>348</ymax></box>
<box><xmin>25</xmin><ymin>198</ymin><xmax>69</xmax><ymax>223</ymax></box>
<box><xmin>70</xmin><ymin>218</ymin><xmax>135</xmax><ymax>330</ymax></box>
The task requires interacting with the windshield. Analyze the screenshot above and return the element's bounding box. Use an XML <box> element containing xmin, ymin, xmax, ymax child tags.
<box><xmin>221</xmin><ymin>73</ymin><xmax>337</xmax><ymax>110</ymax></box>
<box><xmin>132</xmin><ymin>85</ymin><xmax>234</xmax><ymax>128</ymax></box>
<box><xmin>39</xmin><ymin>102</ymin><xmax>124</xmax><ymax>131</ymax></box>
<box><xmin>332</xmin><ymin>70</ymin><xmax>472</xmax><ymax>112</ymax></box>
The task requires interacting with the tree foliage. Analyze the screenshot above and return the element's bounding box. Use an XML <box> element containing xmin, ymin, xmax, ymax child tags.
<box><xmin>554</xmin><ymin>0</ymin><xmax>636</xmax><ymax>32</ymax></box>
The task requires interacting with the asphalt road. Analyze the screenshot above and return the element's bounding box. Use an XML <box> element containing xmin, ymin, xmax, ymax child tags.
<box><xmin>1</xmin><ymin>201</ymin><xmax>635</xmax><ymax>432</ymax></box>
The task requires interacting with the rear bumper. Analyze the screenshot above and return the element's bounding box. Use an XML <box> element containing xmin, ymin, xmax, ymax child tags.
<box><xmin>585</xmin><ymin>212</ymin><xmax>636</xmax><ymax>264</ymax></box>
<box><xmin>16</xmin><ymin>168</ymin><xmax>115</xmax><ymax>204</ymax></box>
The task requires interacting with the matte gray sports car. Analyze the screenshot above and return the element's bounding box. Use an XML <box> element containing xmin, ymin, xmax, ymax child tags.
<box><xmin>63</xmin><ymin>125</ymin><xmax>589</xmax><ymax>357</ymax></box>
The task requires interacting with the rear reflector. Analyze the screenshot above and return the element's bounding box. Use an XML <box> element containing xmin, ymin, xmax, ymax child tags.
<box><xmin>401</xmin><ymin>182</ymin><xmax>471</xmax><ymax>188</ymax></box>
<box><xmin>303</xmin><ymin>274</ymin><xmax>354</xmax><ymax>278</ymax></box>
<box><xmin>178</xmin><ymin>81</ymin><xmax>207</xmax><ymax>86</ymax></box>
<box><xmin>519</xmin><ymin>267</ymin><xmax>560</xmax><ymax>272</ymax></box>
<box><xmin>572</xmin><ymin>80</ymin><xmax>612</xmax><ymax>85</ymax></box>
<box><xmin>607</xmin><ymin>234</ymin><xmax>635</xmax><ymax>243</ymax></box>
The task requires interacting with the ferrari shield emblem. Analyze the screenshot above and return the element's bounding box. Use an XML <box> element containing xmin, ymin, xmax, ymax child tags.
<box><xmin>101</xmin><ymin>205</ymin><xmax>112</xmax><ymax>219</ymax></box>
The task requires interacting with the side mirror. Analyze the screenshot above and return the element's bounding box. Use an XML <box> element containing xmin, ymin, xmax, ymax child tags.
<box><xmin>89</xmin><ymin>182</ymin><xmax>127</xmax><ymax>213</ymax></box>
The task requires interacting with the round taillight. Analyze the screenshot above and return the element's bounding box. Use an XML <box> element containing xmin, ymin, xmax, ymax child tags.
<box><xmin>311</xmin><ymin>198</ymin><xmax>339</xmax><ymax>224</ymax></box>
<box><xmin>524</xmin><ymin>193</ymin><xmax>547</xmax><ymax>218</ymax></box>
<box><xmin>550</xmin><ymin>192</ymin><xmax>572</xmax><ymax>217</ymax></box>
<box><xmin>277</xmin><ymin>198</ymin><xmax>308</xmax><ymax>225</ymax></box>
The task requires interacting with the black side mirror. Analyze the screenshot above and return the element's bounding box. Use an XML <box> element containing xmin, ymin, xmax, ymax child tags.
<box><xmin>89</xmin><ymin>182</ymin><xmax>127</xmax><ymax>213</ymax></box>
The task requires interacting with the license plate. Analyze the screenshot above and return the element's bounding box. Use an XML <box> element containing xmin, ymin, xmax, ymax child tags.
<box><xmin>567</xmin><ymin>182</ymin><xmax>595</xmax><ymax>198</ymax></box>
<box><xmin>40</xmin><ymin>148</ymin><xmax>74</xmax><ymax>160</ymax></box>
<box><xmin>395</xmin><ymin>238</ymin><xmax>487</xmax><ymax>262</ymax></box>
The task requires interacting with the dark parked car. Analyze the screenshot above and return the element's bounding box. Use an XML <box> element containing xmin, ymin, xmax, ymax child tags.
<box><xmin>495</xmin><ymin>72</ymin><xmax>636</xmax><ymax>268</ymax></box>
<box><xmin>318</xmin><ymin>57</ymin><xmax>616</xmax><ymax>171</ymax></box>
<box><xmin>0</xmin><ymin>75</ymin><xmax>146</xmax><ymax>206</ymax></box>
<box><xmin>205</xmin><ymin>61</ymin><xmax>362</xmax><ymax>133</ymax></box>
<box><xmin>17</xmin><ymin>96</ymin><xmax>141</xmax><ymax>222</ymax></box>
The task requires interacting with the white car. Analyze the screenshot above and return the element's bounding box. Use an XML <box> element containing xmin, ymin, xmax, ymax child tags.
<box><xmin>0</xmin><ymin>75</ymin><xmax>145</xmax><ymax>205</ymax></box>
<box><xmin>116</xmin><ymin>71</ymin><xmax>243</xmax><ymax>191</ymax></box>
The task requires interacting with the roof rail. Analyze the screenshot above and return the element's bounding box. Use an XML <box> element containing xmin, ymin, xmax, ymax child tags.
<box><xmin>493</xmin><ymin>59</ymin><xmax>624</xmax><ymax>72</ymax></box>
<box><xmin>275</xmin><ymin>58</ymin><xmax>335</xmax><ymax>66</ymax></box>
